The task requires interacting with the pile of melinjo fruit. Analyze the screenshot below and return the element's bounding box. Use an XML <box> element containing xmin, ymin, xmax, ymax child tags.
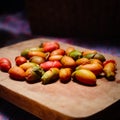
<box><xmin>0</xmin><ymin>41</ymin><xmax>117</xmax><ymax>86</ymax></box>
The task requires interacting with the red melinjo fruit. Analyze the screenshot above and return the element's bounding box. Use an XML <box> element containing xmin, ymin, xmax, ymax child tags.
<box><xmin>15</xmin><ymin>56</ymin><xmax>27</xmax><ymax>66</ymax></box>
<box><xmin>0</xmin><ymin>57</ymin><xmax>12</xmax><ymax>72</ymax></box>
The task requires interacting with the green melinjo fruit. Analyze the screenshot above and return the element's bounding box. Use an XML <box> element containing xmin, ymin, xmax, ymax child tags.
<box><xmin>69</xmin><ymin>50</ymin><xmax>82</xmax><ymax>60</ymax></box>
<box><xmin>25</xmin><ymin>66</ymin><xmax>44</xmax><ymax>83</ymax></box>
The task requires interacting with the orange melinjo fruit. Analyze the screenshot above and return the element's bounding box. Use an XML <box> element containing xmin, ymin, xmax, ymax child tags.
<box><xmin>65</xmin><ymin>47</ymin><xmax>75</xmax><ymax>56</ymax></box>
<box><xmin>59</xmin><ymin>68</ymin><xmax>72</xmax><ymax>83</ymax></box>
<box><xmin>8</xmin><ymin>66</ymin><xmax>25</xmax><ymax>80</ymax></box>
<box><xmin>73</xmin><ymin>69</ymin><xmax>96</xmax><ymax>86</ymax></box>
<box><xmin>60</xmin><ymin>55</ymin><xmax>76</xmax><ymax>68</ymax></box>
<box><xmin>76</xmin><ymin>63</ymin><xmax>103</xmax><ymax>76</ymax></box>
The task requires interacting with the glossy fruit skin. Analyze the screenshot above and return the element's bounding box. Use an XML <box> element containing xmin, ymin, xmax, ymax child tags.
<box><xmin>21</xmin><ymin>48</ymin><xmax>30</xmax><ymax>58</ymax></box>
<box><xmin>21</xmin><ymin>47</ymin><xmax>44</xmax><ymax>59</ymax></box>
<box><xmin>76</xmin><ymin>58</ymin><xmax>90</xmax><ymax>65</ymax></box>
<box><xmin>93</xmin><ymin>53</ymin><xmax>106</xmax><ymax>62</ymax></box>
<box><xmin>50</xmin><ymin>49</ymin><xmax>65</xmax><ymax>56</ymax></box>
<box><xmin>60</xmin><ymin>55</ymin><xmax>76</xmax><ymax>68</ymax></box>
<box><xmin>82</xmin><ymin>50</ymin><xmax>97</xmax><ymax>56</ymax></box>
<box><xmin>103</xmin><ymin>59</ymin><xmax>116</xmax><ymax>66</ymax></box>
<box><xmin>42</xmin><ymin>41</ymin><xmax>60</xmax><ymax>52</ymax></box>
<box><xmin>1</xmin><ymin>40</ymin><xmax>117</xmax><ymax>86</ymax></box>
<box><xmin>29</xmin><ymin>56</ymin><xmax>45</xmax><ymax>64</ymax></box>
<box><xmin>59</xmin><ymin>68</ymin><xmax>72</xmax><ymax>83</ymax></box>
<box><xmin>8</xmin><ymin>66</ymin><xmax>25</xmax><ymax>80</ymax></box>
<box><xmin>15</xmin><ymin>56</ymin><xmax>27</xmax><ymax>66</ymax></box>
<box><xmin>83</xmin><ymin>53</ymin><xmax>96</xmax><ymax>59</ymax></box>
<box><xmin>72</xmin><ymin>69</ymin><xmax>96</xmax><ymax>86</ymax></box>
<box><xmin>20</xmin><ymin>62</ymin><xmax>39</xmax><ymax>71</ymax></box>
<box><xmin>48</xmin><ymin>55</ymin><xmax>63</xmax><ymax>61</ymax></box>
<box><xmin>27</xmin><ymin>51</ymin><xmax>46</xmax><ymax>58</ymax></box>
<box><xmin>25</xmin><ymin>66</ymin><xmax>44</xmax><ymax>82</ymax></box>
<box><xmin>103</xmin><ymin>61</ymin><xmax>116</xmax><ymax>80</ymax></box>
<box><xmin>0</xmin><ymin>58</ymin><xmax>11</xmax><ymax>72</ymax></box>
<box><xmin>90</xmin><ymin>59</ymin><xmax>103</xmax><ymax>65</ymax></box>
<box><xmin>40</xmin><ymin>61</ymin><xmax>62</xmax><ymax>71</ymax></box>
<box><xmin>69</xmin><ymin>50</ymin><xmax>82</xmax><ymax>60</ymax></box>
<box><xmin>65</xmin><ymin>47</ymin><xmax>75</xmax><ymax>56</ymax></box>
<box><xmin>41</xmin><ymin>68</ymin><xmax>59</xmax><ymax>84</ymax></box>
<box><xmin>76</xmin><ymin>63</ymin><xmax>103</xmax><ymax>76</ymax></box>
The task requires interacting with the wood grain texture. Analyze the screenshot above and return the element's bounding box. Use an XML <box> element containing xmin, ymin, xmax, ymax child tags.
<box><xmin>0</xmin><ymin>38</ymin><xmax>120</xmax><ymax>120</ymax></box>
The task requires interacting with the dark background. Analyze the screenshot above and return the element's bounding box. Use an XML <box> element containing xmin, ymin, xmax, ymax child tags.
<box><xmin>0</xmin><ymin>0</ymin><xmax>120</xmax><ymax>39</ymax></box>
<box><xmin>25</xmin><ymin>0</ymin><xmax>120</xmax><ymax>39</ymax></box>
<box><xmin>0</xmin><ymin>0</ymin><xmax>25</xmax><ymax>14</ymax></box>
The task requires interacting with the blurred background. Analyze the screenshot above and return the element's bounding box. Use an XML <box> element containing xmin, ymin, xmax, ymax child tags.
<box><xmin>0</xmin><ymin>0</ymin><xmax>32</xmax><ymax>47</ymax></box>
<box><xmin>1</xmin><ymin>0</ymin><xmax>120</xmax><ymax>38</ymax></box>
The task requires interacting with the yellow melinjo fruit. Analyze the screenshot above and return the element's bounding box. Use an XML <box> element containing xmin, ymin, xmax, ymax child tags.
<box><xmin>59</xmin><ymin>68</ymin><xmax>72</xmax><ymax>83</ymax></box>
<box><xmin>82</xmin><ymin>50</ymin><xmax>97</xmax><ymax>56</ymax></box>
<box><xmin>60</xmin><ymin>55</ymin><xmax>76</xmax><ymax>68</ymax></box>
<box><xmin>76</xmin><ymin>58</ymin><xmax>90</xmax><ymax>65</ymax></box>
<box><xmin>65</xmin><ymin>47</ymin><xmax>75</xmax><ymax>56</ymax></box>
<box><xmin>76</xmin><ymin>63</ymin><xmax>103</xmax><ymax>76</ymax></box>
<box><xmin>73</xmin><ymin>69</ymin><xmax>96</xmax><ymax>86</ymax></box>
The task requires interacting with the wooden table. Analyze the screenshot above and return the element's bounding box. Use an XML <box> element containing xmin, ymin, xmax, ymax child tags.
<box><xmin>0</xmin><ymin>38</ymin><xmax>120</xmax><ymax>120</ymax></box>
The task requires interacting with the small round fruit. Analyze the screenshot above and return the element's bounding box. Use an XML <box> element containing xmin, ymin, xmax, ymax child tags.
<box><xmin>15</xmin><ymin>56</ymin><xmax>27</xmax><ymax>66</ymax></box>
<box><xmin>0</xmin><ymin>58</ymin><xmax>11</xmax><ymax>72</ymax></box>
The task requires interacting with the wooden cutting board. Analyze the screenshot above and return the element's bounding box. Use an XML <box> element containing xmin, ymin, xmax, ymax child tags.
<box><xmin>0</xmin><ymin>38</ymin><xmax>120</xmax><ymax>120</ymax></box>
